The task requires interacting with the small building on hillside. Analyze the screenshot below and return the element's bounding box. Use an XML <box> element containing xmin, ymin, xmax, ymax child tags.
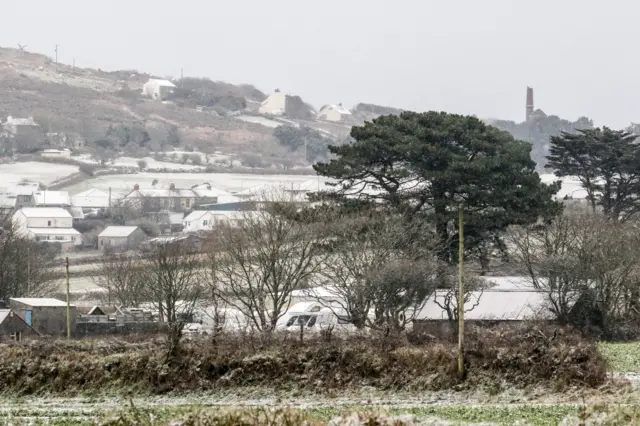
<box><xmin>258</xmin><ymin>89</ymin><xmax>286</xmax><ymax>116</ymax></box>
<box><xmin>0</xmin><ymin>309</ymin><xmax>39</xmax><ymax>341</ymax></box>
<box><xmin>9</xmin><ymin>298</ymin><xmax>76</xmax><ymax>337</ymax></box>
<box><xmin>98</xmin><ymin>226</ymin><xmax>146</xmax><ymax>250</ymax></box>
<box><xmin>142</xmin><ymin>79</ymin><xmax>176</xmax><ymax>101</ymax></box>
<box><xmin>32</xmin><ymin>190</ymin><xmax>71</xmax><ymax>207</ymax></box>
<box><xmin>317</xmin><ymin>103</ymin><xmax>352</xmax><ymax>122</ymax></box>
<box><xmin>13</xmin><ymin>207</ymin><xmax>81</xmax><ymax>250</ymax></box>
<box><xmin>3</xmin><ymin>116</ymin><xmax>44</xmax><ymax>144</ymax></box>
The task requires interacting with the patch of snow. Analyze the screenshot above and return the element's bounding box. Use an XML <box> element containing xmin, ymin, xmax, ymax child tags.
<box><xmin>0</xmin><ymin>162</ymin><xmax>78</xmax><ymax>185</ymax></box>
<box><xmin>235</xmin><ymin>115</ymin><xmax>285</xmax><ymax>128</ymax></box>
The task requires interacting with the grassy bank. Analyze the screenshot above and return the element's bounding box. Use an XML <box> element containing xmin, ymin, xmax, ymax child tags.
<box><xmin>599</xmin><ymin>341</ymin><xmax>640</xmax><ymax>372</ymax></box>
<box><xmin>0</xmin><ymin>324</ymin><xmax>605</xmax><ymax>397</ymax></box>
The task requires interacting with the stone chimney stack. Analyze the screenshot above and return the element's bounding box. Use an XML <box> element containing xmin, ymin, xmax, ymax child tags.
<box><xmin>526</xmin><ymin>87</ymin><xmax>534</xmax><ymax>121</ymax></box>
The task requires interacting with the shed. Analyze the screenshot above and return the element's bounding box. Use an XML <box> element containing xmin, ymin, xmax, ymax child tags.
<box><xmin>0</xmin><ymin>309</ymin><xmax>39</xmax><ymax>341</ymax></box>
<box><xmin>9</xmin><ymin>298</ymin><xmax>76</xmax><ymax>337</ymax></box>
<box><xmin>98</xmin><ymin>226</ymin><xmax>146</xmax><ymax>250</ymax></box>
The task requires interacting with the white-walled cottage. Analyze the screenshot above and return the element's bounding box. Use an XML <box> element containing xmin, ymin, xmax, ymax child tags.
<box><xmin>258</xmin><ymin>89</ymin><xmax>286</xmax><ymax>116</ymax></box>
<box><xmin>182</xmin><ymin>210</ymin><xmax>246</xmax><ymax>233</ymax></box>
<box><xmin>12</xmin><ymin>207</ymin><xmax>81</xmax><ymax>250</ymax></box>
<box><xmin>317</xmin><ymin>104</ymin><xmax>351</xmax><ymax>122</ymax></box>
<box><xmin>142</xmin><ymin>79</ymin><xmax>176</xmax><ymax>101</ymax></box>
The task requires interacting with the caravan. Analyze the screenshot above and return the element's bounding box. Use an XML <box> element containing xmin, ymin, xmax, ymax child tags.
<box><xmin>276</xmin><ymin>302</ymin><xmax>356</xmax><ymax>333</ymax></box>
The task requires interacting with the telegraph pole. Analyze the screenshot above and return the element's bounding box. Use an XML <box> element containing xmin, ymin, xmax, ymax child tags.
<box><xmin>457</xmin><ymin>203</ymin><xmax>465</xmax><ymax>380</ymax></box>
<box><xmin>66</xmin><ymin>256</ymin><xmax>71</xmax><ymax>340</ymax></box>
<box><xmin>54</xmin><ymin>45</ymin><xmax>59</xmax><ymax>72</ymax></box>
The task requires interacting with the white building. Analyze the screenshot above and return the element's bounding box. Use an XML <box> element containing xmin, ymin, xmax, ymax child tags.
<box><xmin>258</xmin><ymin>89</ymin><xmax>286</xmax><ymax>116</ymax></box>
<box><xmin>12</xmin><ymin>207</ymin><xmax>81</xmax><ymax>250</ymax></box>
<box><xmin>142</xmin><ymin>79</ymin><xmax>176</xmax><ymax>101</ymax></box>
<box><xmin>317</xmin><ymin>104</ymin><xmax>352</xmax><ymax>122</ymax></box>
<box><xmin>71</xmin><ymin>188</ymin><xmax>114</xmax><ymax>210</ymax></box>
<box><xmin>32</xmin><ymin>191</ymin><xmax>71</xmax><ymax>207</ymax></box>
<box><xmin>182</xmin><ymin>210</ymin><xmax>246</xmax><ymax>233</ymax></box>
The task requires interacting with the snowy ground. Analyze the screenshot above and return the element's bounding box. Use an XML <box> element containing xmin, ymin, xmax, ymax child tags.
<box><xmin>63</xmin><ymin>172</ymin><xmax>327</xmax><ymax>194</ymax></box>
<box><xmin>235</xmin><ymin>115</ymin><xmax>287</xmax><ymax>128</ymax></box>
<box><xmin>0</xmin><ymin>162</ymin><xmax>79</xmax><ymax>185</ymax></box>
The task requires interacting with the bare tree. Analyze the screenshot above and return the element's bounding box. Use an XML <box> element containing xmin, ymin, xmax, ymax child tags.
<box><xmin>93</xmin><ymin>253</ymin><xmax>147</xmax><ymax>307</ymax></box>
<box><xmin>508</xmin><ymin>210</ymin><xmax>640</xmax><ymax>330</ymax></box>
<box><xmin>142</xmin><ymin>239</ymin><xmax>204</xmax><ymax>358</ymax></box>
<box><xmin>206</xmin><ymin>191</ymin><xmax>326</xmax><ymax>332</ymax></box>
<box><xmin>0</xmin><ymin>219</ymin><xmax>58</xmax><ymax>300</ymax></box>
<box><xmin>317</xmin><ymin>214</ymin><xmax>439</xmax><ymax>331</ymax></box>
<box><xmin>431</xmin><ymin>270</ymin><xmax>485</xmax><ymax>322</ymax></box>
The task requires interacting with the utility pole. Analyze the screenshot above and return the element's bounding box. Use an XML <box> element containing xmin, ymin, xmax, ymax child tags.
<box><xmin>54</xmin><ymin>45</ymin><xmax>59</xmax><ymax>72</ymax></box>
<box><xmin>457</xmin><ymin>203</ymin><xmax>465</xmax><ymax>380</ymax></box>
<box><xmin>26</xmin><ymin>245</ymin><xmax>30</xmax><ymax>295</ymax></box>
<box><xmin>66</xmin><ymin>256</ymin><xmax>71</xmax><ymax>340</ymax></box>
<box><xmin>180</xmin><ymin>68</ymin><xmax>184</xmax><ymax>89</ymax></box>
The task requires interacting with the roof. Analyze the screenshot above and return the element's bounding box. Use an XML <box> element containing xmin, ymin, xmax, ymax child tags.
<box><xmin>126</xmin><ymin>189</ymin><xmax>197</xmax><ymax>198</ymax></box>
<box><xmin>28</xmin><ymin>228</ymin><xmax>81</xmax><ymax>236</ymax></box>
<box><xmin>146</xmin><ymin>78</ymin><xmax>176</xmax><ymax>88</ymax></box>
<box><xmin>183</xmin><ymin>210</ymin><xmax>210</xmax><ymax>222</ymax></box>
<box><xmin>99</xmin><ymin>226</ymin><xmax>140</xmax><ymax>238</ymax></box>
<box><xmin>5</xmin><ymin>116</ymin><xmax>38</xmax><ymax>126</ymax></box>
<box><xmin>319</xmin><ymin>104</ymin><xmax>352</xmax><ymax>115</ymax></box>
<box><xmin>33</xmin><ymin>191</ymin><xmax>71</xmax><ymax>206</ymax></box>
<box><xmin>17</xmin><ymin>207</ymin><xmax>72</xmax><ymax>218</ymax></box>
<box><xmin>10</xmin><ymin>298</ymin><xmax>71</xmax><ymax>307</ymax></box>
<box><xmin>0</xmin><ymin>309</ymin><xmax>9</xmax><ymax>324</ymax></box>
<box><xmin>192</xmin><ymin>186</ymin><xmax>233</xmax><ymax>198</ymax></box>
<box><xmin>73</xmin><ymin>188</ymin><xmax>111</xmax><ymax>198</ymax></box>
<box><xmin>0</xmin><ymin>183</ymin><xmax>39</xmax><ymax>196</ymax></box>
<box><xmin>0</xmin><ymin>195</ymin><xmax>17</xmax><ymax>209</ymax></box>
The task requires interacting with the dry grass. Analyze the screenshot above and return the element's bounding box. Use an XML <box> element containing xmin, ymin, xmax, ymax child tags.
<box><xmin>0</xmin><ymin>323</ymin><xmax>605</xmax><ymax>397</ymax></box>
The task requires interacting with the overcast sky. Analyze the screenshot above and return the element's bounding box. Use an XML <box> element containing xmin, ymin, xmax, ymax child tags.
<box><xmin>1</xmin><ymin>0</ymin><xmax>638</xmax><ymax>127</ymax></box>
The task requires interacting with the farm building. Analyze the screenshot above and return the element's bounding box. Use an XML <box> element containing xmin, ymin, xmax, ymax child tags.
<box><xmin>9</xmin><ymin>298</ymin><xmax>76</xmax><ymax>337</ymax></box>
<box><xmin>98</xmin><ymin>226</ymin><xmax>147</xmax><ymax>250</ymax></box>
<box><xmin>258</xmin><ymin>89</ymin><xmax>287</xmax><ymax>116</ymax></box>
<box><xmin>142</xmin><ymin>79</ymin><xmax>176</xmax><ymax>100</ymax></box>
<box><xmin>0</xmin><ymin>309</ymin><xmax>39</xmax><ymax>341</ymax></box>
<box><xmin>32</xmin><ymin>190</ymin><xmax>71</xmax><ymax>207</ymax></box>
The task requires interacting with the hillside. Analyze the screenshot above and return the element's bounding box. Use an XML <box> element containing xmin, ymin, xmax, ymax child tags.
<box><xmin>0</xmin><ymin>47</ymin><xmax>355</xmax><ymax>169</ymax></box>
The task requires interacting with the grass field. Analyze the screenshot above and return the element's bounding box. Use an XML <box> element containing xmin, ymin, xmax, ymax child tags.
<box><xmin>599</xmin><ymin>341</ymin><xmax>640</xmax><ymax>372</ymax></box>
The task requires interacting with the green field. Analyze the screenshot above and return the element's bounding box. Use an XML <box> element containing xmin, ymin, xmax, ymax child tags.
<box><xmin>599</xmin><ymin>341</ymin><xmax>640</xmax><ymax>372</ymax></box>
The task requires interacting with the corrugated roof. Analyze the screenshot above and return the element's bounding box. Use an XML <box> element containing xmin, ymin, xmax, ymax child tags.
<box><xmin>29</xmin><ymin>228</ymin><xmax>81</xmax><ymax>236</ymax></box>
<box><xmin>18</xmin><ymin>207</ymin><xmax>72</xmax><ymax>218</ymax></box>
<box><xmin>34</xmin><ymin>191</ymin><xmax>70</xmax><ymax>206</ymax></box>
<box><xmin>10</xmin><ymin>298</ymin><xmax>71</xmax><ymax>307</ymax></box>
<box><xmin>99</xmin><ymin>226</ymin><xmax>139</xmax><ymax>238</ymax></box>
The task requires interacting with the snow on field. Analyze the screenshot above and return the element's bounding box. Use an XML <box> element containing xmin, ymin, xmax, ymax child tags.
<box><xmin>235</xmin><ymin>115</ymin><xmax>287</xmax><ymax>128</ymax></box>
<box><xmin>73</xmin><ymin>155</ymin><xmax>206</xmax><ymax>171</ymax></box>
<box><xmin>0</xmin><ymin>162</ymin><xmax>78</xmax><ymax>185</ymax></box>
<box><xmin>64</xmin><ymin>172</ymin><xmax>328</xmax><ymax>194</ymax></box>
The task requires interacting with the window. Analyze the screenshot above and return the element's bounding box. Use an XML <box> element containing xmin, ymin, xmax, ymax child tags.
<box><xmin>307</xmin><ymin>316</ymin><xmax>317</xmax><ymax>327</ymax></box>
<box><xmin>186</xmin><ymin>199</ymin><xmax>191</xmax><ymax>207</ymax></box>
<box><xmin>55</xmin><ymin>236</ymin><xmax>64</xmax><ymax>241</ymax></box>
<box><xmin>71</xmin><ymin>237</ymin><xmax>76</xmax><ymax>241</ymax></box>
<box><xmin>203</xmin><ymin>220</ymin><xmax>209</xmax><ymax>226</ymax></box>
<box><xmin>47</xmin><ymin>220</ymin><xmax>52</xmax><ymax>227</ymax></box>
<box><xmin>286</xmin><ymin>316</ymin><xmax>298</xmax><ymax>327</ymax></box>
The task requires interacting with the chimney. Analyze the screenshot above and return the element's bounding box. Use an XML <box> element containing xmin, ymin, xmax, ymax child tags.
<box><xmin>134</xmin><ymin>184</ymin><xmax>139</xmax><ymax>191</ymax></box>
<box><xmin>526</xmin><ymin>87</ymin><xmax>534</xmax><ymax>121</ymax></box>
<box><xmin>169</xmin><ymin>183</ymin><xmax>176</xmax><ymax>191</ymax></box>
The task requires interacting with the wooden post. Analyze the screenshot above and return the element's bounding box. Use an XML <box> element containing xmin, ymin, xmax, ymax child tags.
<box><xmin>458</xmin><ymin>203</ymin><xmax>465</xmax><ymax>380</ymax></box>
<box><xmin>66</xmin><ymin>256</ymin><xmax>71</xmax><ymax>340</ymax></box>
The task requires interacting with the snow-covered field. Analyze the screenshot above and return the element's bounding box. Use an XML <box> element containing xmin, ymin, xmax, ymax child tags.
<box><xmin>540</xmin><ymin>174</ymin><xmax>586</xmax><ymax>199</ymax></box>
<box><xmin>0</xmin><ymin>162</ymin><xmax>79</xmax><ymax>185</ymax></box>
<box><xmin>64</xmin><ymin>172</ymin><xmax>327</xmax><ymax>194</ymax></box>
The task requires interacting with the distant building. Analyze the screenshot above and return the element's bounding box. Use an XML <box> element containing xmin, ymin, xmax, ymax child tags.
<box><xmin>0</xmin><ymin>182</ymin><xmax>39</xmax><ymax>208</ymax></box>
<box><xmin>0</xmin><ymin>309</ymin><xmax>39</xmax><ymax>341</ymax></box>
<box><xmin>142</xmin><ymin>79</ymin><xmax>176</xmax><ymax>101</ymax></box>
<box><xmin>182</xmin><ymin>210</ymin><xmax>246</xmax><ymax>233</ymax></box>
<box><xmin>12</xmin><ymin>207</ymin><xmax>81</xmax><ymax>250</ymax></box>
<box><xmin>45</xmin><ymin>132</ymin><xmax>85</xmax><ymax>150</ymax></box>
<box><xmin>123</xmin><ymin>185</ymin><xmax>199</xmax><ymax>212</ymax></box>
<box><xmin>71</xmin><ymin>188</ymin><xmax>114</xmax><ymax>210</ymax></box>
<box><xmin>40</xmin><ymin>148</ymin><xmax>71</xmax><ymax>159</ymax></box>
<box><xmin>317</xmin><ymin>104</ymin><xmax>351</xmax><ymax>122</ymax></box>
<box><xmin>98</xmin><ymin>226</ymin><xmax>147</xmax><ymax>250</ymax></box>
<box><xmin>258</xmin><ymin>89</ymin><xmax>286</xmax><ymax>116</ymax></box>
<box><xmin>9</xmin><ymin>298</ymin><xmax>76</xmax><ymax>337</ymax></box>
<box><xmin>3</xmin><ymin>116</ymin><xmax>44</xmax><ymax>145</ymax></box>
<box><xmin>32</xmin><ymin>190</ymin><xmax>71</xmax><ymax>207</ymax></box>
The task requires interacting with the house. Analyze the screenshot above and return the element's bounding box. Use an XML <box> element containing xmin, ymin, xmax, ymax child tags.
<box><xmin>123</xmin><ymin>185</ymin><xmax>199</xmax><ymax>212</ymax></box>
<box><xmin>142</xmin><ymin>78</ymin><xmax>176</xmax><ymax>100</ymax></box>
<box><xmin>0</xmin><ymin>309</ymin><xmax>39</xmax><ymax>341</ymax></box>
<box><xmin>317</xmin><ymin>104</ymin><xmax>352</xmax><ymax>122</ymax></box>
<box><xmin>0</xmin><ymin>182</ymin><xmax>39</xmax><ymax>208</ymax></box>
<box><xmin>13</xmin><ymin>207</ymin><xmax>81</xmax><ymax>250</ymax></box>
<box><xmin>40</xmin><ymin>148</ymin><xmax>71</xmax><ymax>159</ymax></box>
<box><xmin>191</xmin><ymin>183</ymin><xmax>235</xmax><ymax>206</ymax></box>
<box><xmin>45</xmin><ymin>132</ymin><xmax>85</xmax><ymax>149</ymax></box>
<box><xmin>3</xmin><ymin>116</ymin><xmax>44</xmax><ymax>145</ymax></box>
<box><xmin>182</xmin><ymin>210</ymin><xmax>247</xmax><ymax>233</ymax></box>
<box><xmin>98</xmin><ymin>226</ymin><xmax>146</xmax><ymax>250</ymax></box>
<box><xmin>9</xmin><ymin>298</ymin><xmax>76</xmax><ymax>337</ymax></box>
<box><xmin>258</xmin><ymin>89</ymin><xmax>287</xmax><ymax>116</ymax></box>
<box><xmin>32</xmin><ymin>190</ymin><xmax>71</xmax><ymax>207</ymax></box>
<box><xmin>71</xmin><ymin>188</ymin><xmax>114</xmax><ymax>210</ymax></box>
